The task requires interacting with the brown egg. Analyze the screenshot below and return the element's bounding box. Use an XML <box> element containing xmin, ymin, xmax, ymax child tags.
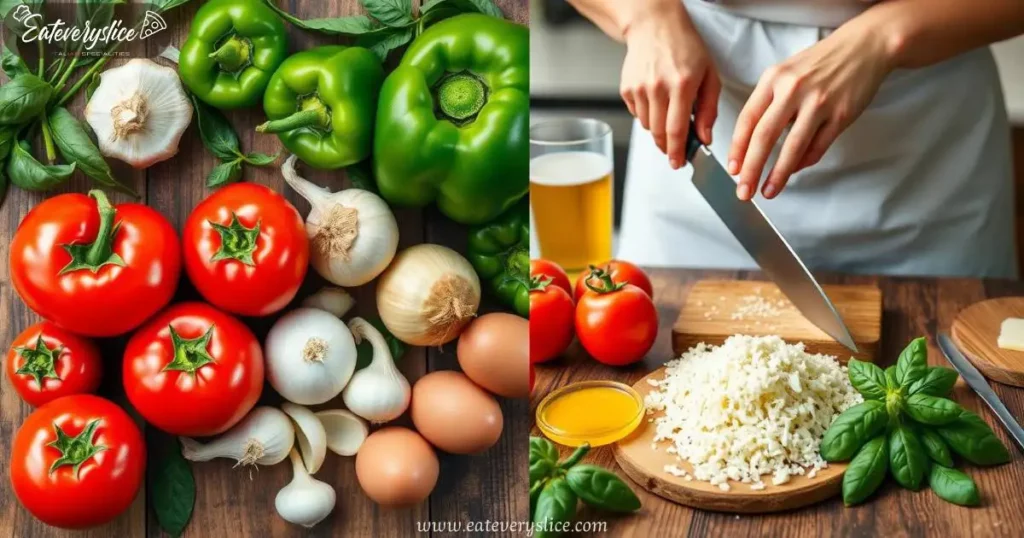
<box><xmin>355</xmin><ymin>427</ymin><xmax>438</xmax><ymax>507</ymax></box>
<box><xmin>456</xmin><ymin>312</ymin><xmax>529</xmax><ymax>398</ymax></box>
<box><xmin>411</xmin><ymin>371</ymin><xmax>503</xmax><ymax>454</ymax></box>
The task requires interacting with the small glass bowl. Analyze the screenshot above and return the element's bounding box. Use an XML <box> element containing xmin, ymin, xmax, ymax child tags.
<box><xmin>535</xmin><ymin>380</ymin><xmax>645</xmax><ymax>447</ymax></box>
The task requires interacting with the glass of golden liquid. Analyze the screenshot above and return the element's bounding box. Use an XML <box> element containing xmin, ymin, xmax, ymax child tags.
<box><xmin>530</xmin><ymin>119</ymin><xmax>614</xmax><ymax>273</ymax></box>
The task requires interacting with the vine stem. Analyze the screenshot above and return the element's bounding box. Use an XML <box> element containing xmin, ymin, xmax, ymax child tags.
<box><xmin>56</xmin><ymin>55</ymin><xmax>110</xmax><ymax>107</ymax></box>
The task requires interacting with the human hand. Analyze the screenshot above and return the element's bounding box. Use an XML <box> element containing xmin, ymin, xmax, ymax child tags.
<box><xmin>620</xmin><ymin>4</ymin><xmax>720</xmax><ymax>169</ymax></box>
<box><xmin>727</xmin><ymin>22</ymin><xmax>896</xmax><ymax>200</ymax></box>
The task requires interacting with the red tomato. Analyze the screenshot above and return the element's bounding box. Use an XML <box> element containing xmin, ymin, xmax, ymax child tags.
<box><xmin>530</xmin><ymin>259</ymin><xmax>573</xmax><ymax>298</ymax></box>
<box><xmin>575</xmin><ymin>282</ymin><xmax>658</xmax><ymax>366</ymax></box>
<box><xmin>11</xmin><ymin>394</ymin><xmax>145</xmax><ymax>529</ymax></box>
<box><xmin>5</xmin><ymin>322</ymin><xmax>102</xmax><ymax>407</ymax></box>
<box><xmin>10</xmin><ymin>190</ymin><xmax>181</xmax><ymax>337</ymax></box>
<box><xmin>183</xmin><ymin>183</ymin><xmax>309</xmax><ymax>317</ymax></box>
<box><xmin>574</xmin><ymin>260</ymin><xmax>654</xmax><ymax>301</ymax></box>
<box><xmin>123</xmin><ymin>302</ymin><xmax>263</xmax><ymax>436</ymax></box>
<box><xmin>529</xmin><ymin>278</ymin><xmax>575</xmax><ymax>363</ymax></box>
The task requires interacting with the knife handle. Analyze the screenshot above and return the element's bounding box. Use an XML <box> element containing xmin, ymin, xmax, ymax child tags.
<box><xmin>685</xmin><ymin>122</ymin><xmax>703</xmax><ymax>163</ymax></box>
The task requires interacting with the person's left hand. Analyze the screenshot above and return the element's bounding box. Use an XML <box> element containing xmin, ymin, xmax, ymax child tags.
<box><xmin>727</xmin><ymin>23</ymin><xmax>896</xmax><ymax>200</ymax></box>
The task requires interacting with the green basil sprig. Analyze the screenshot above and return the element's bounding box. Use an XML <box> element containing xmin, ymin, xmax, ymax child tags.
<box><xmin>822</xmin><ymin>337</ymin><xmax>1011</xmax><ymax>507</ymax></box>
<box><xmin>47</xmin><ymin>107</ymin><xmax>137</xmax><ymax>196</ymax></box>
<box><xmin>148</xmin><ymin>437</ymin><xmax>195</xmax><ymax>537</ymax></box>
<box><xmin>0</xmin><ymin>75</ymin><xmax>52</xmax><ymax>125</ymax></box>
<box><xmin>189</xmin><ymin>94</ymin><xmax>278</xmax><ymax>188</ymax></box>
<box><xmin>529</xmin><ymin>437</ymin><xmax>641</xmax><ymax>534</ymax></box>
<box><xmin>263</xmin><ymin>0</ymin><xmax>505</xmax><ymax>61</ymax></box>
<box><xmin>7</xmin><ymin>140</ymin><xmax>75</xmax><ymax>191</ymax></box>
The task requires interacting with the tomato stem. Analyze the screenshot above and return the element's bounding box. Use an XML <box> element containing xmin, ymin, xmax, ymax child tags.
<box><xmin>209</xmin><ymin>213</ymin><xmax>261</xmax><ymax>266</ymax></box>
<box><xmin>14</xmin><ymin>335</ymin><xmax>62</xmax><ymax>388</ymax></box>
<box><xmin>583</xmin><ymin>265</ymin><xmax>627</xmax><ymax>294</ymax></box>
<box><xmin>58</xmin><ymin>190</ymin><xmax>127</xmax><ymax>275</ymax></box>
<box><xmin>162</xmin><ymin>325</ymin><xmax>216</xmax><ymax>375</ymax></box>
<box><xmin>529</xmin><ymin>275</ymin><xmax>552</xmax><ymax>291</ymax></box>
<box><xmin>47</xmin><ymin>419</ymin><xmax>106</xmax><ymax>479</ymax></box>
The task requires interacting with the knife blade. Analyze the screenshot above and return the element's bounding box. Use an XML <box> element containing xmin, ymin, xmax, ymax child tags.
<box><xmin>683</xmin><ymin>129</ymin><xmax>858</xmax><ymax>352</ymax></box>
<box><xmin>937</xmin><ymin>333</ymin><xmax>1024</xmax><ymax>453</ymax></box>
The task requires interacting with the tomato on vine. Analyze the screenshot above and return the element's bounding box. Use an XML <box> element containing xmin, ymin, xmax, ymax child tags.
<box><xmin>573</xmin><ymin>260</ymin><xmax>654</xmax><ymax>301</ymax></box>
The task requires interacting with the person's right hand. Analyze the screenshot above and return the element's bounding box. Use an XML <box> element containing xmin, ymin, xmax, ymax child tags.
<box><xmin>620</xmin><ymin>4</ymin><xmax>720</xmax><ymax>169</ymax></box>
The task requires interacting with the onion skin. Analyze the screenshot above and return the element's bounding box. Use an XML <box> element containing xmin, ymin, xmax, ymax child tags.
<box><xmin>376</xmin><ymin>244</ymin><xmax>481</xmax><ymax>346</ymax></box>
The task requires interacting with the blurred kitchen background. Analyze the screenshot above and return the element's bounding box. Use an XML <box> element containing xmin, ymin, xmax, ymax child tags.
<box><xmin>530</xmin><ymin>0</ymin><xmax>1024</xmax><ymax>270</ymax></box>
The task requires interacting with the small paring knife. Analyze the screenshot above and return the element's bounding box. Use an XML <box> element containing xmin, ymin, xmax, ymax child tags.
<box><xmin>937</xmin><ymin>333</ymin><xmax>1024</xmax><ymax>453</ymax></box>
<box><xmin>682</xmin><ymin>125</ymin><xmax>858</xmax><ymax>353</ymax></box>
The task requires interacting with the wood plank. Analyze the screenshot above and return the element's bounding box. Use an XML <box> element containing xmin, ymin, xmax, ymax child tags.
<box><xmin>532</xmin><ymin>269</ymin><xmax>1024</xmax><ymax>537</ymax></box>
<box><xmin>672</xmin><ymin>279</ymin><xmax>881</xmax><ymax>363</ymax></box>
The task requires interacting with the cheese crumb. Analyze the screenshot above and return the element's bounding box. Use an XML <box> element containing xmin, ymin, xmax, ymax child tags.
<box><xmin>645</xmin><ymin>335</ymin><xmax>862</xmax><ymax>490</ymax></box>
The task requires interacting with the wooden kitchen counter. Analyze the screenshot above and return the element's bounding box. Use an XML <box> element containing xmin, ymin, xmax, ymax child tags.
<box><xmin>531</xmin><ymin>268</ymin><xmax>1024</xmax><ymax>537</ymax></box>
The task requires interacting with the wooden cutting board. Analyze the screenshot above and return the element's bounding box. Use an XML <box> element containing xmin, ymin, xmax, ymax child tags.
<box><xmin>612</xmin><ymin>370</ymin><xmax>847</xmax><ymax>513</ymax></box>
<box><xmin>951</xmin><ymin>297</ymin><xmax>1024</xmax><ymax>387</ymax></box>
<box><xmin>672</xmin><ymin>280</ymin><xmax>882</xmax><ymax>363</ymax></box>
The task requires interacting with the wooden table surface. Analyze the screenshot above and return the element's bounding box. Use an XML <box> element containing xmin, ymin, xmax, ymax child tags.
<box><xmin>531</xmin><ymin>268</ymin><xmax>1024</xmax><ymax>537</ymax></box>
<box><xmin>0</xmin><ymin>1</ymin><xmax>529</xmax><ymax>537</ymax></box>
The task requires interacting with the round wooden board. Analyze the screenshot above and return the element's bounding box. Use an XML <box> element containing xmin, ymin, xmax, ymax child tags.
<box><xmin>951</xmin><ymin>297</ymin><xmax>1024</xmax><ymax>387</ymax></box>
<box><xmin>612</xmin><ymin>369</ymin><xmax>846</xmax><ymax>514</ymax></box>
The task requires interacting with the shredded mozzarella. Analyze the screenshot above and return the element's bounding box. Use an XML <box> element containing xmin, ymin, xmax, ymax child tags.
<box><xmin>645</xmin><ymin>335</ymin><xmax>862</xmax><ymax>490</ymax></box>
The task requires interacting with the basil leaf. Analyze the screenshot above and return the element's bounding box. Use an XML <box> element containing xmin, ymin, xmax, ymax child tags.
<box><xmin>889</xmin><ymin>425</ymin><xmax>928</xmax><ymax>490</ymax></box>
<box><xmin>530</xmin><ymin>436</ymin><xmax>559</xmax><ymax>466</ymax></box>
<box><xmin>190</xmin><ymin>94</ymin><xmax>241</xmax><ymax>161</ymax></box>
<box><xmin>346</xmin><ymin>159</ymin><xmax>377</xmax><ymax>192</ymax></box>
<box><xmin>206</xmin><ymin>159</ymin><xmax>242</xmax><ymax>188</ymax></box>
<box><xmin>7</xmin><ymin>141</ymin><xmax>75</xmax><ymax>191</ymax></box>
<box><xmin>0</xmin><ymin>168</ymin><xmax>8</xmax><ymax>207</ymax></box>
<box><xmin>243</xmin><ymin>152</ymin><xmax>279</xmax><ymax>166</ymax></box>
<box><xmin>148</xmin><ymin>438</ymin><xmax>195</xmax><ymax>537</ymax></box>
<box><xmin>908</xmin><ymin>366</ymin><xmax>958</xmax><ymax>397</ymax></box>
<box><xmin>885</xmin><ymin>365</ymin><xmax>898</xmax><ymax>390</ymax></box>
<box><xmin>848</xmin><ymin>358</ymin><xmax>887</xmax><ymax>400</ymax></box>
<box><xmin>530</xmin><ymin>458</ymin><xmax>555</xmax><ymax>485</ymax></box>
<box><xmin>262</xmin><ymin>1</ymin><xmax>390</xmax><ymax>36</ymax></box>
<box><xmin>355</xmin><ymin>317</ymin><xmax>406</xmax><ymax>370</ymax></box>
<box><xmin>1</xmin><ymin>46</ymin><xmax>29</xmax><ymax>78</ymax></box>
<box><xmin>153</xmin><ymin>0</ymin><xmax>193</xmax><ymax>12</ymax></box>
<box><xmin>76</xmin><ymin>0</ymin><xmax>119</xmax><ymax>53</ymax></box>
<box><xmin>905</xmin><ymin>393</ymin><xmax>963</xmax><ymax>426</ymax></box>
<box><xmin>928</xmin><ymin>465</ymin><xmax>979</xmax><ymax>506</ymax></box>
<box><xmin>357</xmin><ymin>27</ymin><xmax>413</xmax><ymax>61</ymax></box>
<box><xmin>529</xmin><ymin>478</ymin><xmax>546</xmax><ymax>519</ymax></box>
<box><xmin>423</xmin><ymin>0</ymin><xmax>503</xmax><ymax>18</ymax></box>
<box><xmin>820</xmin><ymin>400</ymin><xmax>887</xmax><ymax>462</ymax></box>
<box><xmin>47</xmin><ymin>107</ymin><xmax>137</xmax><ymax>197</ymax></box>
<box><xmin>532</xmin><ymin>478</ymin><xmax>576</xmax><ymax>538</ymax></box>
<box><xmin>0</xmin><ymin>75</ymin><xmax>53</xmax><ymax>125</ymax></box>
<box><xmin>842</xmin><ymin>435</ymin><xmax>888</xmax><ymax>506</ymax></box>
<box><xmin>0</xmin><ymin>127</ymin><xmax>15</xmax><ymax>161</ymax></box>
<box><xmin>565</xmin><ymin>464</ymin><xmax>641</xmax><ymax>512</ymax></box>
<box><xmin>917</xmin><ymin>426</ymin><xmax>954</xmax><ymax>467</ymax></box>
<box><xmin>359</xmin><ymin>0</ymin><xmax>414</xmax><ymax>27</ymax></box>
<box><xmin>895</xmin><ymin>337</ymin><xmax>928</xmax><ymax>388</ymax></box>
<box><xmin>937</xmin><ymin>410</ymin><xmax>1011</xmax><ymax>466</ymax></box>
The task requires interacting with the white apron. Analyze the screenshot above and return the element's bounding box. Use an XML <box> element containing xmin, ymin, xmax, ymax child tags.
<box><xmin>617</xmin><ymin>0</ymin><xmax>1018</xmax><ymax>278</ymax></box>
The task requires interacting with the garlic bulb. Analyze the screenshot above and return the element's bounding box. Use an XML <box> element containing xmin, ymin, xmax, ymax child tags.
<box><xmin>342</xmin><ymin>317</ymin><xmax>411</xmax><ymax>423</ymax></box>
<box><xmin>275</xmin><ymin>448</ymin><xmax>336</xmax><ymax>528</ymax></box>
<box><xmin>84</xmin><ymin>58</ymin><xmax>192</xmax><ymax>168</ymax></box>
<box><xmin>301</xmin><ymin>287</ymin><xmax>355</xmax><ymax>318</ymax></box>
<box><xmin>179</xmin><ymin>407</ymin><xmax>294</xmax><ymax>468</ymax></box>
<box><xmin>265</xmin><ymin>307</ymin><xmax>358</xmax><ymax>405</ymax></box>
<box><xmin>282</xmin><ymin>403</ymin><xmax>327</xmax><ymax>474</ymax></box>
<box><xmin>282</xmin><ymin>155</ymin><xmax>399</xmax><ymax>286</ymax></box>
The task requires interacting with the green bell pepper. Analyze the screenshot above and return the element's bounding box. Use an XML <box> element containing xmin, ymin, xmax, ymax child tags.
<box><xmin>257</xmin><ymin>46</ymin><xmax>384</xmax><ymax>170</ymax></box>
<box><xmin>374</xmin><ymin>14</ymin><xmax>529</xmax><ymax>225</ymax></box>
<box><xmin>179</xmin><ymin>0</ymin><xmax>288</xmax><ymax>109</ymax></box>
<box><xmin>467</xmin><ymin>201</ymin><xmax>529</xmax><ymax>317</ymax></box>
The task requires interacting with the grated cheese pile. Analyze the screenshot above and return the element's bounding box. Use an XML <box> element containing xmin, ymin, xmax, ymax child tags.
<box><xmin>644</xmin><ymin>335</ymin><xmax>862</xmax><ymax>491</ymax></box>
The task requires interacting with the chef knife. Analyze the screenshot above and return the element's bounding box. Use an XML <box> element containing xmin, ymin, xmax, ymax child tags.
<box><xmin>937</xmin><ymin>333</ymin><xmax>1024</xmax><ymax>453</ymax></box>
<box><xmin>683</xmin><ymin>126</ymin><xmax>858</xmax><ymax>352</ymax></box>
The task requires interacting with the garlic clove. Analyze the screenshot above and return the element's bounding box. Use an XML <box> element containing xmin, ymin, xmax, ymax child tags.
<box><xmin>301</xmin><ymin>287</ymin><xmax>355</xmax><ymax>318</ymax></box>
<box><xmin>342</xmin><ymin>318</ymin><xmax>412</xmax><ymax>423</ymax></box>
<box><xmin>179</xmin><ymin>406</ymin><xmax>294</xmax><ymax>467</ymax></box>
<box><xmin>281</xmin><ymin>403</ymin><xmax>327</xmax><ymax>474</ymax></box>
<box><xmin>276</xmin><ymin>448</ymin><xmax>336</xmax><ymax>528</ymax></box>
<box><xmin>315</xmin><ymin>409</ymin><xmax>369</xmax><ymax>456</ymax></box>
<box><xmin>85</xmin><ymin>58</ymin><xmax>192</xmax><ymax>169</ymax></box>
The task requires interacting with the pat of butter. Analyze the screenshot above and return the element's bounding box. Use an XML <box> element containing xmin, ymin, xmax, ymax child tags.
<box><xmin>997</xmin><ymin>317</ymin><xmax>1024</xmax><ymax>351</ymax></box>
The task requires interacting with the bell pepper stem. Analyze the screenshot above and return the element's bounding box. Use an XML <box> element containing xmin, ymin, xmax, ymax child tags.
<box><xmin>209</xmin><ymin>36</ymin><xmax>251</xmax><ymax>73</ymax></box>
<box><xmin>85</xmin><ymin>190</ymin><xmax>118</xmax><ymax>267</ymax></box>
<box><xmin>435</xmin><ymin>71</ymin><xmax>487</xmax><ymax>124</ymax></box>
<box><xmin>256</xmin><ymin>107</ymin><xmax>331</xmax><ymax>134</ymax></box>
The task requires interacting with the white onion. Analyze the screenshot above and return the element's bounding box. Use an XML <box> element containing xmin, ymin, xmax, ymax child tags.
<box><xmin>265</xmin><ymin>308</ymin><xmax>357</xmax><ymax>405</ymax></box>
<box><xmin>376</xmin><ymin>244</ymin><xmax>482</xmax><ymax>346</ymax></box>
